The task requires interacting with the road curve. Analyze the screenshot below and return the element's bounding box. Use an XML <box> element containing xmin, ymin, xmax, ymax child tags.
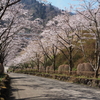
<box><xmin>9</xmin><ymin>73</ymin><xmax>100</xmax><ymax>100</ymax></box>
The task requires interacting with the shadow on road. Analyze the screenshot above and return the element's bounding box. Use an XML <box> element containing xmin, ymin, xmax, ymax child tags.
<box><xmin>18</xmin><ymin>97</ymin><xmax>67</xmax><ymax>100</ymax></box>
<box><xmin>10</xmin><ymin>77</ymin><xmax>26</xmax><ymax>79</ymax></box>
<box><xmin>9</xmin><ymin>77</ymin><xmax>25</xmax><ymax>100</ymax></box>
<box><xmin>9</xmin><ymin>73</ymin><xmax>100</xmax><ymax>100</ymax></box>
<box><xmin>9</xmin><ymin>94</ymin><xmax>99</xmax><ymax>100</ymax></box>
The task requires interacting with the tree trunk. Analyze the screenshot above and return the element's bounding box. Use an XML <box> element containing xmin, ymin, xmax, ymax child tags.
<box><xmin>0</xmin><ymin>63</ymin><xmax>4</xmax><ymax>74</ymax></box>
<box><xmin>37</xmin><ymin>58</ymin><xmax>40</xmax><ymax>72</ymax></box>
<box><xmin>37</xmin><ymin>62</ymin><xmax>39</xmax><ymax>72</ymax></box>
<box><xmin>94</xmin><ymin>39</ymin><xmax>100</xmax><ymax>78</ymax></box>
<box><xmin>69</xmin><ymin>46</ymin><xmax>73</xmax><ymax>75</ymax></box>
<box><xmin>53</xmin><ymin>57</ymin><xmax>56</xmax><ymax>73</ymax></box>
<box><xmin>94</xmin><ymin>69</ymin><xmax>98</xmax><ymax>78</ymax></box>
<box><xmin>69</xmin><ymin>66</ymin><xmax>72</xmax><ymax>75</ymax></box>
<box><xmin>44</xmin><ymin>65</ymin><xmax>46</xmax><ymax>73</ymax></box>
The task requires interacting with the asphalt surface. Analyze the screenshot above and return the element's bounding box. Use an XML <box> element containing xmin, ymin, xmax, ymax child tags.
<box><xmin>9</xmin><ymin>73</ymin><xmax>100</xmax><ymax>100</ymax></box>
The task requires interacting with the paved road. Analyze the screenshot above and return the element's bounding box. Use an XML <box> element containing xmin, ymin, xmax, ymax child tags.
<box><xmin>9</xmin><ymin>73</ymin><xmax>100</xmax><ymax>100</ymax></box>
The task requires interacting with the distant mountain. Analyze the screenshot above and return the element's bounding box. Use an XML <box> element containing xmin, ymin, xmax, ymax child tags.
<box><xmin>21</xmin><ymin>0</ymin><xmax>61</xmax><ymax>25</ymax></box>
<box><xmin>69</xmin><ymin>12</ymin><xmax>75</xmax><ymax>15</ymax></box>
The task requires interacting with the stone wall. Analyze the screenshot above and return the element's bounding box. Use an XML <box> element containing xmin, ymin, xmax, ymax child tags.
<box><xmin>30</xmin><ymin>73</ymin><xmax>100</xmax><ymax>88</ymax></box>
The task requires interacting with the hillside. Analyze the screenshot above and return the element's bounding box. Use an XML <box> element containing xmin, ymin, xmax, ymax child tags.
<box><xmin>21</xmin><ymin>0</ymin><xmax>61</xmax><ymax>25</ymax></box>
<box><xmin>6</xmin><ymin>0</ymin><xmax>97</xmax><ymax>68</ymax></box>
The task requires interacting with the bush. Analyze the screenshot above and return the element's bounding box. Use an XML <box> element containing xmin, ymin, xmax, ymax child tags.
<box><xmin>46</xmin><ymin>66</ymin><xmax>54</xmax><ymax>73</ymax></box>
<box><xmin>39</xmin><ymin>66</ymin><xmax>45</xmax><ymax>72</ymax></box>
<box><xmin>55</xmin><ymin>51</ymin><xmax>68</xmax><ymax>68</ymax></box>
<box><xmin>0</xmin><ymin>74</ymin><xmax>10</xmax><ymax>100</ymax></box>
<box><xmin>77</xmin><ymin>63</ymin><xmax>94</xmax><ymax>77</ymax></box>
<box><xmin>58</xmin><ymin>64</ymin><xmax>69</xmax><ymax>74</ymax></box>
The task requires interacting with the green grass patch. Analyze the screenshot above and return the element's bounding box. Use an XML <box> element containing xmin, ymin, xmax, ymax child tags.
<box><xmin>0</xmin><ymin>74</ymin><xmax>6</xmax><ymax>81</ymax></box>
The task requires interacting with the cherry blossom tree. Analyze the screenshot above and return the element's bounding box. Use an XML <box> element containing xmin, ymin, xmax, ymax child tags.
<box><xmin>75</xmin><ymin>0</ymin><xmax>100</xmax><ymax>78</ymax></box>
<box><xmin>38</xmin><ymin>39</ymin><xmax>58</xmax><ymax>72</ymax></box>
<box><xmin>0</xmin><ymin>0</ymin><xmax>33</xmax><ymax>74</ymax></box>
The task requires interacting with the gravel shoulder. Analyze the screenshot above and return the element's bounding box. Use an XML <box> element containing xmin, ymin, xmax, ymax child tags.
<box><xmin>9</xmin><ymin>73</ymin><xmax>100</xmax><ymax>100</ymax></box>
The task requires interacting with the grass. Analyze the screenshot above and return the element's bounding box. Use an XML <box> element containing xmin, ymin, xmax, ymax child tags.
<box><xmin>34</xmin><ymin>72</ymin><xmax>100</xmax><ymax>80</ymax></box>
<box><xmin>75</xmin><ymin>75</ymin><xmax>100</xmax><ymax>80</ymax></box>
<box><xmin>76</xmin><ymin>75</ymin><xmax>88</xmax><ymax>78</ymax></box>
<box><xmin>0</xmin><ymin>74</ymin><xmax>5</xmax><ymax>81</ymax></box>
<box><xmin>15</xmin><ymin>69</ymin><xmax>100</xmax><ymax>80</ymax></box>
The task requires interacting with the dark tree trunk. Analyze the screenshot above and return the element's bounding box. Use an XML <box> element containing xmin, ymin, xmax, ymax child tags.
<box><xmin>94</xmin><ymin>39</ymin><xmax>100</xmax><ymax>78</ymax></box>
<box><xmin>94</xmin><ymin>69</ymin><xmax>98</xmax><ymax>78</ymax></box>
<box><xmin>0</xmin><ymin>63</ymin><xmax>4</xmax><ymax>74</ymax></box>
<box><xmin>53</xmin><ymin>55</ymin><xmax>56</xmax><ymax>73</ymax></box>
<box><xmin>37</xmin><ymin>59</ymin><xmax>39</xmax><ymax>72</ymax></box>
<box><xmin>69</xmin><ymin>46</ymin><xmax>73</xmax><ymax>75</ymax></box>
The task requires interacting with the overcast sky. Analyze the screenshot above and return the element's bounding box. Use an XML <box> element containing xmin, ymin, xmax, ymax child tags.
<box><xmin>47</xmin><ymin>0</ymin><xmax>81</xmax><ymax>10</ymax></box>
